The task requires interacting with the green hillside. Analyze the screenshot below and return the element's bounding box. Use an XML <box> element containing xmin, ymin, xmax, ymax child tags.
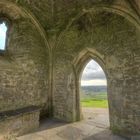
<box><xmin>81</xmin><ymin>98</ymin><xmax>108</xmax><ymax>108</ymax></box>
<box><xmin>80</xmin><ymin>86</ymin><xmax>108</xmax><ymax>108</ymax></box>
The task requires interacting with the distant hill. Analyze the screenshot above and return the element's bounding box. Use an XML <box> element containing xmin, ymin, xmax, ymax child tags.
<box><xmin>81</xmin><ymin>85</ymin><xmax>107</xmax><ymax>93</ymax></box>
<box><xmin>80</xmin><ymin>85</ymin><xmax>107</xmax><ymax>100</ymax></box>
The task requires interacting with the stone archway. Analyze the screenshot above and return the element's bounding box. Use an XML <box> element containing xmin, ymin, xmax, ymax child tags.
<box><xmin>80</xmin><ymin>60</ymin><xmax>110</xmax><ymax>129</ymax></box>
<box><xmin>73</xmin><ymin>48</ymin><xmax>109</xmax><ymax>121</ymax></box>
<box><xmin>53</xmin><ymin>4</ymin><xmax>140</xmax><ymax>137</ymax></box>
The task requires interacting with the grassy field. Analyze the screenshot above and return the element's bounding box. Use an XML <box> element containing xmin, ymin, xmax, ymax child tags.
<box><xmin>81</xmin><ymin>98</ymin><xmax>108</xmax><ymax>108</ymax></box>
<box><xmin>92</xmin><ymin>92</ymin><xmax>107</xmax><ymax>99</ymax></box>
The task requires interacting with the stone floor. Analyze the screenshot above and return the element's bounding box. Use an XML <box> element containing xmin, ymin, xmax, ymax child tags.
<box><xmin>18</xmin><ymin>108</ymin><xmax>128</xmax><ymax>140</ymax></box>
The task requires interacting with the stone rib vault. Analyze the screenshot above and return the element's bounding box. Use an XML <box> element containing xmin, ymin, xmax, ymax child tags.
<box><xmin>0</xmin><ymin>0</ymin><xmax>140</xmax><ymax>139</ymax></box>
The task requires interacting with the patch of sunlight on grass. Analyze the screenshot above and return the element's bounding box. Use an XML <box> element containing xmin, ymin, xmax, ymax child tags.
<box><xmin>81</xmin><ymin>98</ymin><xmax>108</xmax><ymax>108</ymax></box>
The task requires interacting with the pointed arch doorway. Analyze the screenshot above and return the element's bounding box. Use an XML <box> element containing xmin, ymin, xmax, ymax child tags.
<box><xmin>73</xmin><ymin>50</ymin><xmax>110</xmax><ymax>129</ymax></box>
<box><xmin>80</xmin><ymin>59</ymin><xmax>110</xmax><ymax>128</ymax></box>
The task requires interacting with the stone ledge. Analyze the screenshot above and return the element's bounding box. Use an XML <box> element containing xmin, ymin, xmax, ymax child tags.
<box><xmin>0</xmin><ymin>106</ymin><xmax>41</xmax><ymax>138</ymax></box>
<box><xmin>0</xmin><ymin>106</ymin><xmax>41</xmax><ymax>122</ymax></box>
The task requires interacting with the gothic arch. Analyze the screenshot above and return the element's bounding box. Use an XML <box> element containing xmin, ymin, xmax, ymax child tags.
<box><xmin>0</xmin><ymin>1</ymin><xmax>50</xmax><ymax>51</ymax></box>
<box><xmin>73</xmin><ymin>48</ymin><xmax>108</xmax><ymax>121</ymax></box>
<box><xmin>56</xmin><ymin>3</ymin><xmax>140</xmax><ymax>49</ymax></box>
<box><xmin>0</xmin><ymin>1</ymin><xmax>53</xmax><ymax>117</ymax></box>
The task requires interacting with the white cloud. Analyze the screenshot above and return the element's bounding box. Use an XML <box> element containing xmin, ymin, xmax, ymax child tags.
<box><xmin>81</xmin><ymin>60</ymin><xmax>107</xmax><ymax>86</ymax></box>
<box><xmin>81</xmin><ymin>79</ymin><xmax>107</xmax><ymax>86</ymax></box>
<box><xmin>0</xmin><ymin>23</ymin><xmax>7</xmax><ymax>36</ymax></box>
<box><xmin>0</xmin><ymin>28</ymin><xmax>5</xmax><ymax>36</ymax></box>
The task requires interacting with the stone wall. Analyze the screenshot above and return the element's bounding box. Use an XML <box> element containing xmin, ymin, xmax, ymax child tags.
<box><xmin>0</xmin><ymin>1</ymin><xmax>50</xmax><ymax>117</ymax></box>
<box><xmin>53</xmin><ymin>11</ymin><xmax>140</xmax><ymax>135</ymax></box>
<box><xmin>0</xmin><ymin>0</ymin><xmax>139</xmax><ymax>137</ymax></box>
<box><xmin>0</xmin><ymin>106</ymin><xmax>40</xmax><ymax>138</ymax></box>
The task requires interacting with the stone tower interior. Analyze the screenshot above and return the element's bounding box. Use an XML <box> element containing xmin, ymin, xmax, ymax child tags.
<box><xmin>0</xmin><ymin>0</ymin><xmax>140</xmax><ymax>140</ymax></box>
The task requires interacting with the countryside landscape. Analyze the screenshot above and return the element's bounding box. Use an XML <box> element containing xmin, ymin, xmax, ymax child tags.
<box><xmin>81</xmin><ymin>85</ymin><xmax>108</xmax><ymax>108</ymax></box>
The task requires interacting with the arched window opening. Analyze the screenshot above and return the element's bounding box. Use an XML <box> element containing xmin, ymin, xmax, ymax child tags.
<box><xmin>80</xmin><ymin>59</ymin><xmax>110</xmax><ymax>127</ymax></box>
<box><xmin>0</xmin><ymin>21</ymin><xmax>8</xmax><ymax>51</ymax></box>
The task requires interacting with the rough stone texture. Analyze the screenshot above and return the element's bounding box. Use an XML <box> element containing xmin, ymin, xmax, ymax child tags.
<box><xmin>18</xmin><ymin>108</ymin><xmax>128</xmax><ymax>140</ymax></box>
<box><xmin>0</xmin><ymin>1</ymin><xmax>50</xmax><ymax>117</ymax></box>
<box><xmin>52</xmin><ymin>3</ymin><xmax>140</xmax><ymax>137</ymax></box>
<box><xmin>0</xmin><ymin>107</ymin><xmax>40</xmax><ymax>139</ymax></box>
<box><xmin>0</xmin><ymin>0</ymin><xmax>140</xmax><ymax>137</ymax></box>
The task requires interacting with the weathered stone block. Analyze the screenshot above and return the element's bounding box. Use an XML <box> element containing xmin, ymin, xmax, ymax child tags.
<box><xmin>0</xmin><ymin>106</ymin><xmax>40</xmax><ymax>138</ymax></box>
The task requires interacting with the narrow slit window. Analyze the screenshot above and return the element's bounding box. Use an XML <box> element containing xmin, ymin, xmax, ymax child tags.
<box><xmin>0</xmin><ymin>22</ymin><xmax>8</xmax><ymax>51</ymax></box>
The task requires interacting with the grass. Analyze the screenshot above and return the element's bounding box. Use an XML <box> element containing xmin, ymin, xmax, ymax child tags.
<box><xmin>93</xmin><ymin>92</ymin><xmax>108</xmax><ymax>99</ymax></box>
<box><xmin>81</xmin><ymin>98</ymin><xmax>108</xmax><ymax>108</ymax></box>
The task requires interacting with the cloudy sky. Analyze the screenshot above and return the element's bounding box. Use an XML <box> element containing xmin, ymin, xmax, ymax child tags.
<box><xmin>81</xmin><ymin>60</ymin><xmax>107</xmax><ymax>86</ymax></box>
<box><xmin>0</xmin><ymin>23</ymin><xmax>7</xmax><ymax>50</ymax></box>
